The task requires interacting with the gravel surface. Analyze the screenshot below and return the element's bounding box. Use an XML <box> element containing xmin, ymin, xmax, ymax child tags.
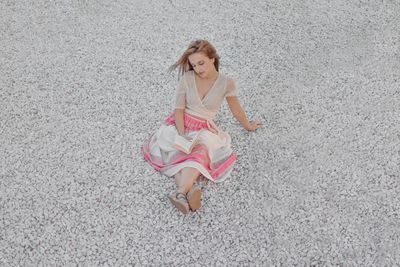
<box><xmin>1</xmin><ymin>0</ymin><xmax>399</xmax><ymax>265</ymax></box>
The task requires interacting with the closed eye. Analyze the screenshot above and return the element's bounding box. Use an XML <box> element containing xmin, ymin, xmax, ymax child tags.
<box><xmin>190</xmin><ymin>61</ymin><xmax>205</xmax><ymax>68</ymax></box>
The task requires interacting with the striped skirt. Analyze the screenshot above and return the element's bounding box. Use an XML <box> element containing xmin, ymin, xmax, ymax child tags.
<box><xmin>142</xmin><ymin>112</ymin><xmax>237</xmax><ymax>183</ymax></box>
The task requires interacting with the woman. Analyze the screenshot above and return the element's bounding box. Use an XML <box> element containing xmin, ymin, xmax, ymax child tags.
<box><xmin>142</xmin><ymin>40</ymin><xmax>262</xmax><ymax>214</ymax></box>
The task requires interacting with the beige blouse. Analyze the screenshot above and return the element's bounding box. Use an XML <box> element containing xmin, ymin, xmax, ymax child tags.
<box><xmin>174</xmin><ymin>71</ymin><xmax>237</xmax><ymax>120</ymax></box>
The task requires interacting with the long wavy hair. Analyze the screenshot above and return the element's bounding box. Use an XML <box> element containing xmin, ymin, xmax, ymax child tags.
<box><xmin>169</xmin><ymin>39</ymin><xmax>220</xmax><ymax>76</ymax></box>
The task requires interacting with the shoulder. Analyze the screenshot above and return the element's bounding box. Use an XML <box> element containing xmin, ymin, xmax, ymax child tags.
<box><xmin>219</xmin><ymin>73</ymin><xmax>235</xmax><ymax>86</ymax></box>
<box><xmin>183</xmin><ymin>70</ymin><xmax>194</xmax><ymax>79</ymax></box>
<box><xmin>177</xmin><ymin>71</ymin><xmax>193</xmax><ymax>86</ymax></box>
<box><xmin>222</xmin><ymin>74</ymin><xmax>238</xmax><ymax>97</ymax></box>
<box><xmin>222</xmin><ymin>74</ymin><xmax>236</xmax><ymax>90</ymax></box>
<box><xmin>178</xmin><ymin>70</ymin><xmax>194</xmax><ymax>84</ymax></box>
<box><xmin>227</xmin><ymin>77</ymin><xmax>236</xmax><ymax>88</ymax></box>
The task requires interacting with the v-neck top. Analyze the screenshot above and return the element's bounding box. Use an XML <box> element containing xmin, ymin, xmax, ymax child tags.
<box><xmin>194</xmin><ymin>72</ymin><xmax>220</xmax><ymax>102</ymax></box>
<box><xmin>174</xmin><ymin>70</ymin><xmax>238</xmax><ymax>120</ymax></box>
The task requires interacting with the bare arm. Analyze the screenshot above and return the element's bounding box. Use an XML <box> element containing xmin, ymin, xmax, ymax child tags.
<box><xmin>226</xmin><ymin>96</ymin><xmax>262</xmax><ymax>131</ymax></box>
<box><xmin>174</xmin><ymin>109</ymin><xmax>185</xmax><ymax>136</ymax></box>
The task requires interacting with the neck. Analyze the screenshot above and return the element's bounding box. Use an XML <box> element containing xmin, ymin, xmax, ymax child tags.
<box><xmin>204</xmin><ymin>70</ymin><xmax>219</xmax><ymax>80</ymax></box>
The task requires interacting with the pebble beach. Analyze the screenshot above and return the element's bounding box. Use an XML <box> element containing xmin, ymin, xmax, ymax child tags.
<box><xmin>1</xmin><ymin>0</ymin><xmax>400</xmax><ymax>265</ymax></box>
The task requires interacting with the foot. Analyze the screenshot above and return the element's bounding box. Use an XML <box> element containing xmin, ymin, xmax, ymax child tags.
<box><xmin>186</xmin><ymin>186</ymin><xmax>202</xmax><ymax>211</ymax></box>
<box><xmin>195</xmin><ymin>175</ymin><xmax>208</xmax><ymax>189</ymax></box>
<box><xmin>168</xmin><ymin>192</ymin><xmax>189</xmax><ymax>214</ymax></box>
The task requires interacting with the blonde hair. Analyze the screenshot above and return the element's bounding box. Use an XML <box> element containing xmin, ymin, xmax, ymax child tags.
<box><xmin>169</xmin><ymin>39</ymin><xmax>220</xmax><ymax>76</ymax></box>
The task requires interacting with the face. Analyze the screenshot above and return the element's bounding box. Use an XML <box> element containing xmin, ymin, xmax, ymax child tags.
<box><xmin>188</xmin><ymin>52</ymin><xmax>216</xmax><ymax>78</ymax></box>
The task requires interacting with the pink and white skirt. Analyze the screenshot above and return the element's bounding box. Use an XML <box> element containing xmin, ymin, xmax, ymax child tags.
<box><xmin>142</xmin><ymin>112</ymin><xmax>237</xmax><ymax>183</ymax></box>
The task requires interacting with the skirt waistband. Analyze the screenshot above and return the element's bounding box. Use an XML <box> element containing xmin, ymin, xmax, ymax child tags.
<box><xmin>165</xmin><ymin>112</ymin><xmax>219</xmax><ymax>134</ymax></box>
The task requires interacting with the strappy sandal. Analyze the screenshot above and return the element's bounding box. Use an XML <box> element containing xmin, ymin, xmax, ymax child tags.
<box><xmin>168</xmin><ymin>192</ymin><xmax>190</xmax><ymax>214</ymax></box>
<box><xmin>195</xmin><ymin>175</ymin><xmax>209</xmax><ymax>189</ymax></box>
<box><xmin>186</xmin><ymin>186</ymin><xmax>202</xmax><ymax>211</ymax></box>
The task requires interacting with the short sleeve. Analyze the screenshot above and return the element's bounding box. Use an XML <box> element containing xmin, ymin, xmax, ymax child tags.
<box><xmin>225</xmin><ymin>78</ymin><xmax>237</xmax><ymax>97</ymax></box>
<box><xmin>174</xmin><ymin>76</ymin><xmax>187</xmax><ymax>109</ymax></box>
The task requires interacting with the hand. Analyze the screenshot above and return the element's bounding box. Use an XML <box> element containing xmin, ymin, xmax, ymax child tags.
<box><xmin>245</xmin><ymin>120</ymin><xmax>262</xmax><ymax>132</ymax></box>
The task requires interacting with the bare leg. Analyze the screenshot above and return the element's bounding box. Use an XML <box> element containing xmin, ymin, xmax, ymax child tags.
<box><xmin>174</xmin><ymin>171</ymin><xmax>183</xmax><ymax>189</ymax></box>
<box><xmin>174</xmin><ymin>167</ymin><xmax>200</xmax><ymax>194</ymax></box>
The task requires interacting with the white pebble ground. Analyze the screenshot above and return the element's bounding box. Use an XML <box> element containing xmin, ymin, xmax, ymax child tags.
<box><xmin>1</xmin><ymin>0</ymin><xmax>399</xmax><ymax>265</ymax></box>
